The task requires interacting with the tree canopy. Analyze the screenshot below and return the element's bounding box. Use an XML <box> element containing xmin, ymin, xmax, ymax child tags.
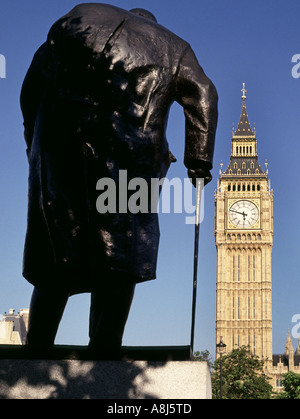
<box><xmin>211</xmin><ymin>346</ymin><xmax>273</xmax><ymax>399</ymax></box>
<box><xmin>275</xmin><ymin>371</ymin><xmax>300</xmax><ymax>399</ymax></box>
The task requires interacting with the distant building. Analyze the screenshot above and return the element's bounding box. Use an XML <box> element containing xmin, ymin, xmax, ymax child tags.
<box><xmin>0</xmin><ymin>309</ymin><xmax>29</xmax><ymax>345</ymax></box>
<box><xmin>270</xmin><ymin>333</ymin><xmax>300</xmax><ymax>391</ymax></box>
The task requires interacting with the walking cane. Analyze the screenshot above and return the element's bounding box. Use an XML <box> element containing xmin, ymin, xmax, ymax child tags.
<box><xmin>190</xmin><ymin>178</ymin><xmax>203</xmax><ymax>354</ymax></box>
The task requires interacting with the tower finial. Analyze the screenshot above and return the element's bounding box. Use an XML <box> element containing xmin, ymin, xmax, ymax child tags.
<box><xmin>241</xmin><ymin>82</ymin><xmax>247</xmax><ymax>100</ymax></box>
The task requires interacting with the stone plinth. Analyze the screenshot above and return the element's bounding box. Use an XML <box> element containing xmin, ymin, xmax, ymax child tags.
<box><xmin>0</xmin><ymin>345</ymin><xmax>212</xmax><ymax>399</ymax></box>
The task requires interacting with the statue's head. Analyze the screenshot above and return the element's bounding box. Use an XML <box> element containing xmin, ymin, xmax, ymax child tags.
<box><xmin>129</xmin><ymin>8</ymin><xmax>157</xmax><ymax>23</ymax></box>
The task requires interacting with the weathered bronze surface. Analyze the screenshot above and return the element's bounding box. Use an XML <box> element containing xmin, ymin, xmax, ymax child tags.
<box><xmin>21</xmin><ymin>3</ymin><xmax>218</xmax><ymax>352</ymax></box>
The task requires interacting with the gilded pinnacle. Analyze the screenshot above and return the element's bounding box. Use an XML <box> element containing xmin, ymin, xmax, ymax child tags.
<box><xmin>241</xmin><ymin>82</ymin><xmax>247</xmax><ymax>100</ymax></box>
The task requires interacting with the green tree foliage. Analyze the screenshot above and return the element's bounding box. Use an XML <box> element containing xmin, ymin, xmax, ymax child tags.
<box><xmin>211</xmin><ymin>346</ymin><xmax>273</xmax><ymax>399</ymax></box>
<box><xmin>275</xmin><ymin>372</ymin><xmax>300</xmax><ymax>399</ymax></box>
<box><xmin>193</xmin><ymin>350</ymin><xmax>213</xmax><ymax>369</ymax></box>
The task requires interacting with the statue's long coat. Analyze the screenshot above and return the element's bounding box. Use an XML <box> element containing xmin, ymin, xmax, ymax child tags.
<box><xmin>20</xmin><ymin>3</ymin><xmax>218</xmax><ymax>294</ymax></box>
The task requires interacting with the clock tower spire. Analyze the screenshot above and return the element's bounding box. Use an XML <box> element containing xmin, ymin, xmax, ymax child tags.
<box><xmin>215</xmin><ymin>84</ymin><xmax>274</xmax><ymax>366</ymax></box>
<box><xmin>224</xmin><ymin>83</ymin><xmax>266</xmax><ymax>179</ymax></box>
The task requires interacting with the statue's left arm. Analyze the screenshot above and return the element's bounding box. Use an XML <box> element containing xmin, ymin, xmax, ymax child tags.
<box><xmin>175</xmin><ymin>45</ymin><xmax>218</xmax><ymax>185</ymax></box>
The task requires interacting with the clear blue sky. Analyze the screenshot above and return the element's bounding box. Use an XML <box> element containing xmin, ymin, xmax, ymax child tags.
<box><xmin>0</xmin><ymin>0</ymin><xmax>299</xmax><ymax>357</ymax></box>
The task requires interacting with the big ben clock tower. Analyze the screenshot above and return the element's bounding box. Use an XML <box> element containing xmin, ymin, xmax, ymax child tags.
<box><xmin>215</xmin><ymin>84</ymin><xmax>274</xmax><ymax>365</ymax></box>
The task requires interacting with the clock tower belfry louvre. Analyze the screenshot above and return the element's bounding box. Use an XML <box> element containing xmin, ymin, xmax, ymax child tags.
<box><xmin>215</xmin><ymin>84</ymin><xmax>274</xmax><ymax>364</ymax></box>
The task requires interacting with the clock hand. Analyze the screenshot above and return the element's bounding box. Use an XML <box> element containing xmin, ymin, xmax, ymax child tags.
<box><xmin>230</xmin><ymin>209</ymin><xmax>247</xmax><ymax>216</ymax></box>
<box><xmin>230</xmin><ymin>209</ymin><xmax>248</xmax><ymax>220</ymax></box>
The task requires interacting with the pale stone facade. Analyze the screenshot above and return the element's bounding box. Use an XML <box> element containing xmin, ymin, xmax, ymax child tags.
<box><xmin>215</xmin><ymin>84</ymin><xmax>273</xmax><ymax>365</ymax></box>
<box><xmin>0</xmin><ymin>309</ymin><xmax>29</xmax><ymax>345</ymax></box>
<box><xmin>267</xmin><ymin>334</ymin><xmax>300</xmax><ymax>392</ymax></box>
<box><xmin>214</xmin><ymin>85</ymin><xmax>295</xmax><ymax>393</ymax></box>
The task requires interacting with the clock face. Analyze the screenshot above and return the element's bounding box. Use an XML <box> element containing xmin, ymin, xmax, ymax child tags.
<box><xmin>229</xmin><ymin>200</ymin><xmax>259</xmax><ymax>228</ymax></box>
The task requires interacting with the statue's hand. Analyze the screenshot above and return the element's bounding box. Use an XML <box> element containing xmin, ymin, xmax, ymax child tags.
<box><xmin>188</xmin><ymin>168</ymin><xmax>212</xmax><ymax>187</ymax></box>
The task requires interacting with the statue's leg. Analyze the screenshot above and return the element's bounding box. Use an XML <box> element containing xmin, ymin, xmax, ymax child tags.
<box><xmin>89</xmin><ymin>273</ymin><xmax>135</xmax><ymax>357</ymax></box>
<box><xmin>26</xmin><ymin>286</ymin><xmax>69</xmax><ymax>349</ymax></box>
